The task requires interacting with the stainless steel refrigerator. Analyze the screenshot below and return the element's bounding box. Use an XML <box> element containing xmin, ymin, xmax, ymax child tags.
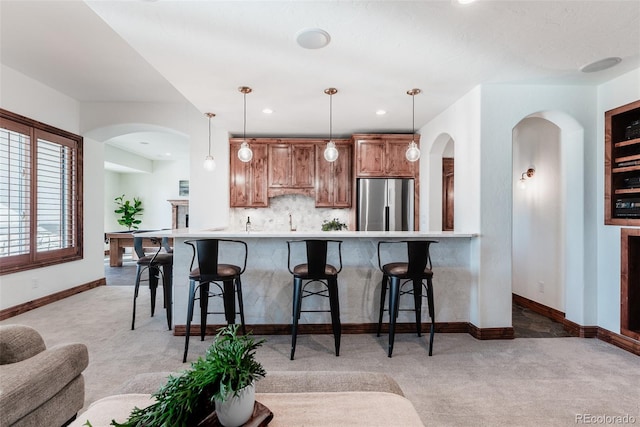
<box><xmin>357</xmin><ymin>178</ymin><xmax>414</xmax><ymax>231</ymax></box>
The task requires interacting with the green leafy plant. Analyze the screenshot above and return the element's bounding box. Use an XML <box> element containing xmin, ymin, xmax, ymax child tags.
<box><xmin>114</xmin><ymin>195</ymin><xmax>143</xmax><ymax>231</ymax></box>
<box><xmin>110</xmin><ymin>325</ymin><xmax>266</xmax><ymax>427</ymax></box>
<box><xmin>321</xmin><ymin>218</ymin><xmax>348</xmax><ymax>231</ymax></box>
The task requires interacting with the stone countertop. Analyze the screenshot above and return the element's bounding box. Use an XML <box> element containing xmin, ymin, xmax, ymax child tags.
<box><xmin>135</xmin><ymin>229</ymin><xmax>477</xmax><ymax>239</ymax></box>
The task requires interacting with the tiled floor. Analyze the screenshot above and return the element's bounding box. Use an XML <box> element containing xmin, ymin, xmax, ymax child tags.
<box><xmin>512</xmin><ymin>302</ymin><xmax>571</xmax><ymax>338</ymax></box>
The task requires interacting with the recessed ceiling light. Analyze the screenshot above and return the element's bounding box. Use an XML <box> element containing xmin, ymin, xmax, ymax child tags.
<box><xmin>164</xmin><ymin>152</ymin><xmax>172</xmax><ymax>157</ymax></box>
<box><xmin>376</xmin><ymin>110</ymin><xmax>387</xmax><ymax>116</ymax></box>
<box><xmin>580</xmin><ymin>57</ymin><xmax>622</xmax><ymax>73</ymax></box>
<box><xmin>262</xmin><ymin>108</ymin><xmax>273</xmax><ymax>114</ymax></box>
<box><xmin>296</xmin><ymin>28</ymin><xmax>331</xmax><ymax>49</ymax></box>
<box><xmin>454</xmin><ymin>0</ymin><xmax>476</xmax><ymax>4</ymax></box>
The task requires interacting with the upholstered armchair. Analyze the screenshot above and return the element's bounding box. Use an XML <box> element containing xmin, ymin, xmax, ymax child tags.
<box><xmin>0</xmin><ymin>324</ymin><xmax>88</xmax><ymax>427</ymax></box>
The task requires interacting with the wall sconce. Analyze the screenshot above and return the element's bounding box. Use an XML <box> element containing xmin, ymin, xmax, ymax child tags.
<box><xmin>518</xmin><ymin>167</ymin><xmax>535</xmax><ymax>189</ymax></box>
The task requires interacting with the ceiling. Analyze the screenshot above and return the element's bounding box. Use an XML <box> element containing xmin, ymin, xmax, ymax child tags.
<box><xmin>2</xmin><ymin>0</ymin><xmax>640</xmax><ymax>161</ymax></box>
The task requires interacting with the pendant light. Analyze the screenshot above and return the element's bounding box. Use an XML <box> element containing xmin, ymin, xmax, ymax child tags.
<box><xmin>203</xmin><ymin>112</ymin><xmax>216</xmax><ymax>171</ymax></box>
<box><xmin>237</xmin><ymin>86</ymin><xmax>253</xmax><ymax>162</ymax></box>
<box><xmin>405</xmin><ymin>88</ymin><xmax>421</xmax><ymax>162</ymax></box>
<box><xmin>324</xmin><ymin>87</ymin><xmax>339</xmax><ymax>162</ymax></box>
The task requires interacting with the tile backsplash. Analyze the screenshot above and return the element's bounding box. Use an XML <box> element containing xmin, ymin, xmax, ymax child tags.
<box><xmin>229</xmin><ymin>195</ymin><xmax>352</xmax><ymax>232</ymax></box>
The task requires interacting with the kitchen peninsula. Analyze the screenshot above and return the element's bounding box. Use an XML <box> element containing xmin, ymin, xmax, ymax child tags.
<box><xmin>140</xmin><ymin>229</ymin><xmax>477</xmax><ymax>336</ymax></box>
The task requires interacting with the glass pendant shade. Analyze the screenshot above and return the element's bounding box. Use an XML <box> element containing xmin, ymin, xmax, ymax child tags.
<box><xmin>405</xmin><ymin>141</ymin><xmax>421</xmax><ymax>162</ymax></box>
<box><xmin>203</xmin><ymin>155</ymin><xmax>216</xmax><ymax>171</ymax></box>
<box><xmin>238</xmin><ymin>141</ymin><xmax>253</xmax><ymax>162</ymax></box>
<box><xmin>324</xmin><ymin>141</ymin><xmax>339</xmax><ymax>162</ymax></box>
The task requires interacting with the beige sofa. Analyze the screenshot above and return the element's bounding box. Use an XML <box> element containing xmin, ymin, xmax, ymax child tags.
<box><xmin>72</xmin><ymin>371</ymin><xmax>424</xmax><ymax>426</ymax></box>
<box><xmin>0</xmin><ymin>325</ymin><xmax>89</xmax><ymax>427</ymax></box>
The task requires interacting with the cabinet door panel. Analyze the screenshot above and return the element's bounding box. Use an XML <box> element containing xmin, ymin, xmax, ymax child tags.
<box><xmin>268</xmin><ymin>144</ymin><xmax>290</xmax><ymax>187</ymax></box>
<box><xmin>333</xmin><ymin>144</ymin><xmax>352</xmax><ymax>207</ymax></box>
<box><xmin>315</xmin><ymin>144</ymin><xmax>332</xmax><ymax>207</ymax></box>
<box><xmin>356</xmin><ymin>139</ymin><xmax>385</xmax><ymax>176</ymax></box>
<box><xmin>250</xmin><ymin>144</ymin><xmax>269</xmax><ymax>207</ymax></box>
<box><xmin>386</xmin><ymin>140</ymin><xmax>416</xmax><ymax>177</ymax></box>
<box><xmin>292</xmin><ymin>144</ymin><xmax>315</xmax><ymax>188</ymax></box>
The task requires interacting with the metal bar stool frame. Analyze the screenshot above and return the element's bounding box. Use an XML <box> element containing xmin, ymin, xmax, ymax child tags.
<box><xmin>131</xmin><ymin>236</ymin><xmax>173</xmax><ymax>331</ymax></box>
<box><xmin>183</xmin><ymin>239</ymin><xmax>248</xmax><ymax>362</ymax></box>
<box><xmin>376</xmin><ymin>240</ymin><xmax>437</xmax><ymax>357</ymax></box>
<box><xmin>287</xmin><ymin>239</ymin><xmax>343</xmax><ymax>360</ymax></box>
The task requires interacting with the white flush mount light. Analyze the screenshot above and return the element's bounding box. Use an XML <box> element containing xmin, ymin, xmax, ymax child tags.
<box><xmin>262</xmin><ymin>108</ymin><xmax>273</xmax><ymax>114</ymax></box>
<box><xmin>296</xmin><ymin>28</ymin><xmax>331</xmax><ymax>49</ymax></box>
<box><xmin>405</xmin><ymin>88</ymin><xmax>421</xmax><ymax>162</ymax></box>
<box><xmin>376</xmin><ymin>110</ymin><xmax>387</xmax><ymax>116</ymax></box>
<box><xmin>324</xmin><ymin>88</ymin><xmax>339</xmax><ymax>162</ymax></box>
<box><xmin>456</xmin><ymin>0</ymin><xmax>477</xmax><ymax>4</ymax></box>
<box><xmin>580</xmin><ymin>57</ymin><xmax>622</xmax><ymax>73</ymax></box>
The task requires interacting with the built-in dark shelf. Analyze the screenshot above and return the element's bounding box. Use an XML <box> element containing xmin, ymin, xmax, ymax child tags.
<box><xmin>621</xmin><ymin>228</ymin><xmax>640</xmax><ymax>341</ymax></box>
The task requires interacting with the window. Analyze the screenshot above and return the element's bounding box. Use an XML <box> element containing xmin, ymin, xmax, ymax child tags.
<box><xmin>0</xmin><ymin>109</ymin><xmax>83</xmax><ymax>274</ymax></box>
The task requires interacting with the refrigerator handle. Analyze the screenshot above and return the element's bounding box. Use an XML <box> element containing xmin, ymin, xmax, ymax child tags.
<box><xmin>384</xmin><ymin>205</ymin><xmax>390</xmax><ymax>231</ymax></box>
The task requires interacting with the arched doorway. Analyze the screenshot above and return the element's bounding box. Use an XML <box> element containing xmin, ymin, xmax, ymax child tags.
<box><xmin>427</xmin><ymin>133</ymin><xmax>455</xmax><ymax>231</ymax></box>
<box><xmin>511</xmin><ymin>111</ymin><xmax>585</xmax><ymax>335</ymax></box>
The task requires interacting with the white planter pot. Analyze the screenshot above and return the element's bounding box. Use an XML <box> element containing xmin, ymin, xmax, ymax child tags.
<box><xmin>214</xmin><ymin>382</ymin><xmax>256</xmax><ymax>427</ymax></box>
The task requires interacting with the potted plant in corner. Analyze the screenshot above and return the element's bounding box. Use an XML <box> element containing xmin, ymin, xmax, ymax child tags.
<box><xmin>114</xmin><ymin>194</ymin><xmax>143</xmax><ymax>231</ymax></box>
<box><xmin>110</xmin><ymin>325</ymin><xmax>266</xmax><ymax>427</ymax></box>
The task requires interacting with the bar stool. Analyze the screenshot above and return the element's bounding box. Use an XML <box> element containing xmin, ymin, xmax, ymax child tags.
<box><xmin>131</xmin><ymin>236</ymin><xmax>173</xmax><ymax>330</ymax></box>
<box><xmin>183</xmin><ymin>239</ymin><xmax>248</xmax><ymax>362</ymax></box>
<box><xmin>287</xmin><ymin>239</ymin><xmax>343</xmax><ymax>360</ymax></box>
<box><xmin>377</xmin><ymin>240</ymin><xmax>437</xmax><ymax>357</ymax></box>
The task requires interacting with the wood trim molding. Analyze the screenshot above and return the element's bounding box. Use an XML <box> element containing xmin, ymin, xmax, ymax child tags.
<box><xmin>467</xmin><ymin>323</ymin><xmax>515</xmax><ymax>340</ymax></box>
<box><xmin>513</xmin><ymin>294</ymin><xmax>565</xmax><ymax>323</ymax></box>
<box><xmin>597</xmin><ymin>328</ymin><xmax>640</xmax><ymax>356</ymax></box>
<box><xmin>175</xmin><ymin>321</ymin><xmax>489</xmax><ymax>337</ymax></box>
<box><xmin>0</xmin><ymin>278</ymin><xmax>106</xmax><ymax>321</ymax></box>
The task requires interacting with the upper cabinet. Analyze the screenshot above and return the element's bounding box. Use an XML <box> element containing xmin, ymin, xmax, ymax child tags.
<box><xmin>605</xmin><ymin>100</ymin><xmax>640</xmax><ymax>225</ymax></box>
<box><xmin>229</xmin><ymin>139</ymin><xmax>268</xmax><ymax>208</ymax></box>
<box><xmin>230</xmin><ymin>138</ymin><xmax>353</xmax><ymax>207</ymax></box>
<box><xmin>268</xmin><ymin>141</ymin><xmax>315</xmax><ymax>197</ymax></box>
<box><xmin>315</xmin><ymin>140</ymin><xmax>352</xmax><ymax>208</ymax></box>
<box><xmin>353</xmin><ymin>134</ymin><xmax>420</xmax><ymax>178</ymax></box>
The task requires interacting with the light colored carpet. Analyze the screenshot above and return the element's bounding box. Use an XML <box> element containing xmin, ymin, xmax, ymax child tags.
<box><xmin>2</xmin><ymin>286</ymin><xmax>638</xmax><ymax>426</ymax></box>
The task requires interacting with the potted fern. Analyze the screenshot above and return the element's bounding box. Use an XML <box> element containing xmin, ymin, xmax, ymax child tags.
<box><xmin>114</xmin><ymin>194</ymin><xmax>143</xmax><ymax>231</ymax></box>
<box><xmin>110</xmin><ymin>325</ymin><xmax>266</xmax><ymax>427</ymax></box>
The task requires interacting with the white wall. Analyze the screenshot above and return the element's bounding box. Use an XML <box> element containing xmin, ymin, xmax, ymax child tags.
<box><xmin>112</xmin><ymin>159</ymin><xmax>190</xmax><ymax>230</ymax></box>
<box><xmin>596</xmin><ymin>68</ymin><xmax>640</xmax><ymax>333</ymax></box>
<box><xmin>0</xmin><ymin>65</ymin><xmax>104</xmax><ymax>309</ymax></box>
<box><xmin>512</xmin><ymin>117</ymin><xmax>563</xmax><ymax>311</ymax></box>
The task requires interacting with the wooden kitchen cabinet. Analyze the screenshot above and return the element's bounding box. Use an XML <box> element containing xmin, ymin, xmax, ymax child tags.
<box><xmin>353</xmin><ymin>134</ymin><xmax>420</xmax><ymax>178</ymax></box>
<box><xmin>229</xmin><ymin>139</ymin><xmax>268</xmax><ymax>207</ymax></box>
<box><xmin>315</xmin><ymin>140</ymin><xmax>352</xmax><ymax>208</ymax></box>
<box><xmin>268</xmin><ymin>141</ymin><xmax>315</xmax><ymax>197</ymax></box>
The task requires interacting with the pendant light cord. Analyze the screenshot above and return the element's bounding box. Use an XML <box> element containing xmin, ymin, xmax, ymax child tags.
<box><xmin>329</xmin><ymin>92</ymin><xmax>333</xmax><ymax>141</ymax></box>
<box><xmin>243</xmin><ymin>92</ymin><xmax>247</xmax><ymax>142</ymax></box>
<box><xmin>412</xmin><ymin>92</ymin><xmax>415</xmax><ymax>137</ymax></box>
<box><xmin>208</xmin><ymin>115</ymin><xmax>212</xmax><ymax>156</ymax></box>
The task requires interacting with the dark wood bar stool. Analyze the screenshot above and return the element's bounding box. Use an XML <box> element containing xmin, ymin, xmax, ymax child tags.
<box><xmin>131</xmin><ymin>236</ymin><xmax>173</xmax><ymax>330</ymax></box>
<box><xmin>377</xmin><ymin>240</ymin><xmax>438</xmax><ymax>357</ymax></box>
<box><xmin>287</xmin><ymin>239</ymin><xmax>343</xmax><ymax>360</ymax></box>
<box><xmin>183</xmin><ymin>239</ymin><xmax>248</xmax><ymax>362</ymax></box>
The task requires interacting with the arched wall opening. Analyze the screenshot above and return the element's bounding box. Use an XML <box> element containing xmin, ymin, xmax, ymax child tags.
<box><xmin>84</xmin><ymin>123</ymin><xmax>191</xmax><ymax>233</ymax></box>
<box><xmin>427</xmin><ymin>133</ymin><xmax>455</xmax><ymax>231</ymax></box>
<box><xmin>511</xmin><ymin>111</ymin><xmax>585</xmax><ymax>322</ymax></box>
